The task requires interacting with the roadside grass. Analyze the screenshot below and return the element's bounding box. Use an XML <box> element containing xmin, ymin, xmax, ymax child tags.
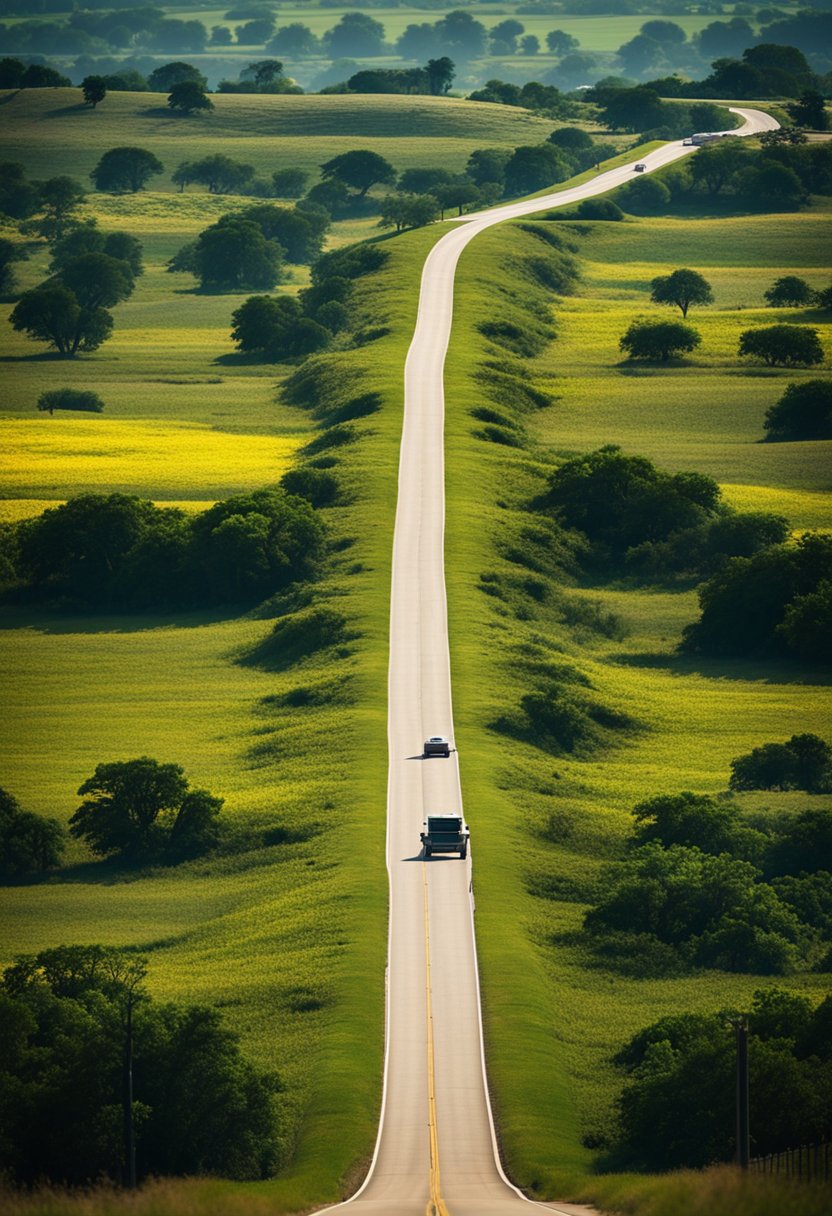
<box><xmin>440</xmin><ymin>214</ymin><xmax>832</xmax><ymax>1198</ymax></box>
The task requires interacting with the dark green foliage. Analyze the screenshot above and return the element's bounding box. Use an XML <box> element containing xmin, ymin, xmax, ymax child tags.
<box><xmin>10</xmin><ymin>249</ymin><xmax>135</xmax><ymax>357</ymax></box>
<box><xmin>764</xmin><ymin>275</ymin><xmax>813</xmax><ymax>307</ymax></box>
<box><xmin>231</xmin><ymin>295</ymin><xmax>330</xmax><ymax>360</ymax></box>
<box><xmin>626</xmin><ymin>511</ymin><xmax>790</xmax><ymax>581</ymax></box>
<box><xmin>246</xmin><ymin>605</ymin><xmax>352</xmax><ymax>670</ymax></box>
<box><xmin>739</xmin><ymin>324</ymin><xmax>824</xmax><ymax>367</ymax></box>
<box><xmin>504</xmin><ymin>144</ymin><xmax>573</xmax><ymax>195</ymax></box>
<box><xmin>31</xmin><ymin>175</ymin><xmax>86</xmax><ymax>240</ymax></box>
<box><xmin>320</xmin><ymin>149</ymin><xmax>396</xmax><ymax>197</ymax></box>
<box><xmin>175</xmin><ymin>154</ymin><xmax>255</xmax><ymax>195</ymax></box>
<box><xmin>773</xmin><ymin>873</ymin><xmax>832</xmax><ymax>939</ymax></box>
<box><xmin>765</xmin><ymin>380</ymin><xmax>832</xmax><ymax>442</ymax></box>
<box><xmin>0</xmin><ymin>234</ymin><xmax>27</xmax><ymax>295</ymax></box>
<box><xmin>620</xmin><ymin>319</ymin><xmax>700</xmax><ymax>361</ymax></box>
<box><xmin>168</xmin><ymin>80</ymin><xmax>213</xmax><ymax>114</ymax></box>
<box><xmin>779</xmin><ymin>579</ymin><xmax>832</xmax><ymax>662</ymax></box>
<box><xmin>81</xmin><ymin>75</ymin><xmax>106</xmax><ymax>107</ymax></box>
<box><xmin>70</xmin><ymin>757</ymin><xmax>190</xmax><ymax>859</ymax></box>
<box><xmin>492</xmin><ymin>666</ymin><xmax>635</xmax><ymax>758</ymax></box>
<box><xmin>91</xmin><ymin>147</ymin><xmax>164</xmax><ymax>194</ymax></box>
<box><xmin>609</xmin><ymin>989</ymin><xmax>832</xmax><ymax>1171</ymax></box>
<box><xmin>193</xmin><ymin>217</ymin><xmax>284</xmax><ymax>291</ymax></box>
<box><xmin>280</xmin><ymin>466</ymin><xmax>339</xmax><ymax>507</ymax></box>
<box><xmin>541</xmin><ymin>446</ymin><xmax>724</xmax><ymax>569</ymax></box>
<box><xmin>50</xmin><ymin>221</ymin><xmax>143</xmax><ymax>277</ymax></box>
<box><xmin>630</xmin><ymin>792</ymin><xmax>766</xmax><ymax>864</ymax></box>
<box><xmin>682</xmin><ymin>532</ymin><xmax>832</xmax><ymax>659</ymax></box>
<box><xmin>585</xmin><ymin>843</ymin><xmax>804</xmax><ymax>974</ymax></box>
<box><xmin>237</xmin><ymin>203</ymin><xmax>328</xmax><ymax>263</ymax></box>
<box><xmin>310</xmin><ymin>241</ymin><xmax>388</xmax><ymax>286</ymax></box>
<box><xmin>272</xmin><ymin>168</ymin><xmax>309</xmax><ymax>198</ymax></box>
<box><xmin>37</xmin><ymin>388</ymin><xmax>104</xmax><ymax>414</ymax></box>
<box><xmin>466</xmin><ymin>148</ymin><xmax>511</xmax><ymax>188</ymax></box>
<box><xmin>3</xmin><ymin>490</ymin><xmax>324</xmax><ymax>611</ymax></box>
<box><xmin>0</xmin><ymin>161</ymin><xmax>40</xmax><ymax>222</ymax></box>
<box><xmin>147</xmin><ymin>63</ymin><xmax>207</xmax><ymax>94</ymax></box>
<box><xmin>730</xmin><ymin>734</ymin><xmax>832</xmax><ymax>794</ymax></box>
<box><xmin>766</xmin><ymin>809</ymin><xmax>832</xmax><ymax>879</ymax></box>
<box><xmin>649</xmin><ymin>268</ymin><xmax>713</xmax><ymax>318</ymax></box>
<box><xmin>617</xmin><ymin>175</ymin><xmax>671</xmax><ymax>214</ymax></box>
<box><xmin>0</xmin><ymin>787</ymin><xmax>64</xmax><ymax>877</ymax></box>
<box><xmin>789</xmin><ymin>90</ymin><xmax>829</xmax><ymax>131</ymax></box>
<box><xmin>576</xmin><ymin>198</ymin><xmax>624</xmax><ymax>221</ymax></box>
<box><xmin>0</xmin><ymin>946</ymin><xmax>280</xmax><ymax>1184</ymax></box>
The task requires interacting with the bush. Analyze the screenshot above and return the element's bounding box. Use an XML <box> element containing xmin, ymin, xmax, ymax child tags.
<box><xmin>0</xmin><ymin>787</ymin><xmax>64</xmax><ymax>877</ymax></box>
<box><xmin>764</xmin><ymin>275</ymin><xmax>814</xmax><ymax>307</ymax></box>
<box><xmin>730</xmin><ymin>733</ymin><xmax>832</xmax><ymax>794</ymax></box>
<box><xmin>246</xmin><ymin>605</ymin><xmax>352</xmax><ymax>670</ymax></box>
<box><xmin>682</xmin><ymin>532</ymin><xmax>832</xmax><ymax>659</ymax></box>
<box><xmin>738</xmin><ymin>324</ymin><xmax>824</xmax><ymax>367</ymax></box>
<box><xmin>576</xmin><ymin>197</ymin><xmax>624</xmax><ymax>220</ymax></box>
<box><xmin>764</xmin><ymin>379</ymin><xmax>832</xmax><ymax>441</ymax></box>
<box><xmin>630</xmin><ymin>791</ymin><xmax>766</xmax><ymax>863</ymax></box>
<box><xmin>620</xmin><ymin>319</ymin><xmax>701</xmax><ymax>361</ymax></box>
<box><xmin>617</xmin><ymin>175</ymin><xmax>671</xmax><ymax>214</ymax></box>
<box><xmin>37</xmin><ymin>388</ymin><xmax>104</xmax><ymax>415</ymax></box>
<box><xmin>0</xmin><ymin>946</ymin><xmax>280</xmax><ymax>1184</ymax></box>
<box><xmin>280</xmin><ymin>465</ymin><xmax>339</xmax><ymax>507</ymax></box>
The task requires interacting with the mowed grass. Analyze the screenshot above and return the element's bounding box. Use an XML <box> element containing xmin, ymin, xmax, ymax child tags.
<box><xmin>0</xmin><ymin>88</ymin><xmax>557</xmax><ymax>188</ymax></box>
<box><xmin>437</xmin><ymin>214</ymin><xmax>832</xmax><ymax>1201</ymax></box>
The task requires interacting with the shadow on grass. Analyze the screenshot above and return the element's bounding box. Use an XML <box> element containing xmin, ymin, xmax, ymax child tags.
<box><xmin>0</xmin><ymin>351</ymin><xmax>77</xmax><ymax>363</ymax></box>
<box><xmin>44</xmin><ymin>103</ymin><xmax>89</xmax><ymax>118</ymax></box>
<box><xmin>614</xmin><ymin>649</ymin><xmax>832</xmax><ymax>686</ymax></box>
<box><xmin>0</xmin><ymin>604</ymin><xmax>246</xmax><ymax>635</ymax></box>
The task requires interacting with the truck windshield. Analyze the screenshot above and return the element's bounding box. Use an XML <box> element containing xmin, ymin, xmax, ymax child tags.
<box><xmin>428</xmin><ymin>818</ymin><xmax>460</xmax><ymax>832</ymax></box>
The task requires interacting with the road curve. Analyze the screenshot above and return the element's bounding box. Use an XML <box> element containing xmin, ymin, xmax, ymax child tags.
<box><xmin>319</xmin><ymin>107</ymin><xmax>777</xmax><ymax>1216</ymax></box>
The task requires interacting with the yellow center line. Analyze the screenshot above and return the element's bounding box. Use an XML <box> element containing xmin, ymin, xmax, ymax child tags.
<box><xmin>423</xmin><ymin>861</ymin><xmax>451</xmax><ymax>1216</ymax></box>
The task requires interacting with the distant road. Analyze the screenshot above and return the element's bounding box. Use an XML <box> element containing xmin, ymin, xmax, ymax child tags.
<box><xmin>319</xmin><ymin>106</ymin><xmax>778</xmax><ymax>1216</ymax></box>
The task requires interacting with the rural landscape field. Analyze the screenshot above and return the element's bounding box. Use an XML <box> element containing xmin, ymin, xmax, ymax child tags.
<box><xmin>1</xmin><ymin>3</ymin><xmax>831</xmax><ymax>1214</ymax></box>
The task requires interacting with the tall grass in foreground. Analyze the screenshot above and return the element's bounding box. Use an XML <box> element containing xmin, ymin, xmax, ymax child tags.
<box><xmin>578</xmin><ymin>1166</ymin><xmax>832</xmax><ymax>1216</ymax></box>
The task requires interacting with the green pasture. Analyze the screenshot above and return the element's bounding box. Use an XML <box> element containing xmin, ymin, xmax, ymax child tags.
<box><xmin>0</xmin><ymin>88</ymin><xmax>557</xmax><ymax>189</ymax></box>
<box><xmin>438</xmin><ymin>215</ymin><xmax>832</xmax><ymax>1199</ymax></box>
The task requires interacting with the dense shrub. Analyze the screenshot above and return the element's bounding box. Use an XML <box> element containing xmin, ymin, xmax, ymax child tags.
<box><xmin>0</xmin><ymin>946</ymin><xmax>280</xmax><ymax>1184</ymax></box>
<box><xmin>576</xmin><ymin>197</ymin><xmax>624</xmax><ymax>221</ymax></box>
<box><xmin>609</xmin><ymin>990</ymin><xmax>832</xmax><ymax>1171</ymax></box>
<box><xmin>730</xmin><ymin>734</ymin><xmax>832</xmax><ymax>794</ymax></box>
<box><xmin>2</xmin><ymin>490</ymin><xmax>325</xmax><ymax>611</ymax></box>
<box><xmin>620</xmin><ymin>319</ymin><xmax>701</xmax><ymax>361</ymax></box>
<box><xmin>37</xmin><ymin>388</ymin><xmax>105</xmax><ymax>414</ymax></box>
<box><xmin>681</xmin><ymin>532</ymin><xmax>832</xmax><ymax>659</ymax></box>
<box><xmin>739</xmin><ymin>324</ymin><xmax>824</xmax><ymax>367</ymax></box>
<box><xmin>0</xmin><ymin>787</ymin><xmax>64</xmax><ymax>877</ymax></box>
<box><xmin>764</xmin><ymin>380</ymin><xmax>832</xmax><ymax>441</ymax></box>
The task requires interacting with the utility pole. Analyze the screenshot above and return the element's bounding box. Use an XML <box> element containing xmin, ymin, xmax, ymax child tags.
<box><xmin>123</xmin><ymin>990</ymin><xmax>136</xmax><ymax>1189</ymax></box>
<box><xmin>735</xmin><ymin>1018</ymin><xmax>750</xmax><ymax>1170</ymax></box>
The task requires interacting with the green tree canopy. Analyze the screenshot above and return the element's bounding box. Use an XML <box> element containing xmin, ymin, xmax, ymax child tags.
<box><xmin>650</xmin><ymin>268</ymin><xmax>714</xmax><ymax>318</ymax></box>
<box><xmin>91</xmin><ymin>147</ymin><xmax>164</xmax><ymax>193</ymax></box>
<box><xmin>764</xmin><ymin>380</ymin><xmax>832</xmax><ymax>442</ymax></box>
<box><xmin>739</xmin><ymin>323</ymin><xmax>823</xmax><ymax>367</ymax></box>
<box><xmin>620</xmin><ymin>318</ymin><xmax>701</xmax><ymax>361</ymax></box>
<box><xmin>320</xmin><ymin>149</ymin><xmax>396</xmax><ymax>197</ymax></box>
<box><xmin>0</xmin><ymin>787</ymin><xmax>65</xmax><ymax>877</ymax></box>
<box><xmin>168</xmin><ymin>80</ymin><xmax>214</xmax><ymax>114</ymax></box>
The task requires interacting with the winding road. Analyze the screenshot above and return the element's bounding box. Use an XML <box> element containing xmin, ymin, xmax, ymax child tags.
<box><xmin>320</xmin><ymin>107</ymin><xmax>779</xmax><ymax>1216</ymax></box>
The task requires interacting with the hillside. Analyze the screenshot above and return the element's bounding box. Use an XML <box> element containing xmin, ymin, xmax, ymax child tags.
<box><xmin>0</xmin><ymin>88</ymin><xmax>557</xmax><ymax>186</ymax></box>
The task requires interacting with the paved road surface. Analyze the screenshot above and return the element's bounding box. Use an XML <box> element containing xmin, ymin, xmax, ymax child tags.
<box><xmin>320</xmin><ymin>107</ymin><xmax>778</xmax><ymax>1216</ymax></box>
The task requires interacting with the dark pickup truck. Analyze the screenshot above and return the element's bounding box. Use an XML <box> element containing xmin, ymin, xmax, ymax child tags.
<box><xmin>423</xmin><ymin>736</ymin><xmax>451</xmax><ymax>757</ymax></box>
<box><xmin>421</xmin><ymin>814</ymin><xmax>469</xmax><ymax>859</ymax></box>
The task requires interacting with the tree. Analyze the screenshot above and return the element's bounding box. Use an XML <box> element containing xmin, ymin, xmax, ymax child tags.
<box><xmin>426</xmin><ymin>56</ymin><xmax>455</xmax><ymax>95</ymax></box>
<box><xmin>546</xmin><ymin>30</ymin><xmax>580</xmax><ymax>56</ymax></box>
<box><xmin>91</xmin><ymin>147</ymin><xmax>164</xmax><ymax>194</ymax></box>
<box><xmin>237</xmin><ymin>203</ymin><xmax>327</xmax><ymax>263</ymax></box>
<box><xmin>521</xmin><ymin>35</ymin><xmax>539</xmax><ymax>55</ymax></box>
<box><xmin>38</xmin><ymin>388</ymin><xmax>105</xmax><ymax>415</ymax></box>
<box><xmin>81</xmin><ymin>75</ymin><xmax>107</xmax><ymax>108</ymax></box>
<box><xmin>20</xmin><ymin>64</ymin><xmax>71</xmax><ymax>88</ymax></box>
<box><xmin>398</xmin><ymin>167</ymin><xmax>453</xmax><ymax>195</ymax></box>
<box><xmin>630</xmin><ymin>791</ymin><xmax>760</xmax><ymax>859</ymax></box>
<box><xmin>70</xmin><ymin>758</ymin><xmax>189</xmax><ymax>857</ymax></box>
<box><xmin>490</xmin><ymin>19</ymin><xmax>524</xmax><ymax>56</ymax></box>
<box><xmin>596</xmin><ymin>85</ymin><xmax>665</xmax><ymax>133</ymax></box>
<box><xmin>268</xmin><ymin>24</ymin><xmax>320</xmax><ymax>58</ymax></box>
<box><xmin>617</xmin><ymin>35</ymin><xmax>665</xmax><ymax>78</ymax></box>
<box><xmin>549</xmin><ymin>127</ymin><xmax>593</xmax><ymax>152</ymax></box>
<box><xmin>650</xmin><ymin>269</ymin><xmax>714</xmax><ymax>318</ymax></box>
<box><xmin>168</xmin><ymin>81</ymin><xmax>213</xmax><ymax>114</ymax></box>
<box><xmin>379</xmin><ymin>192</ymin><xmax>439</xmax><ymax>231</ymax></box>
<box><xmin>730</xmin><ymin>734</ymin><xmax>832</xmax><ymax>794</ymax></box>
<box><xmin>690</xmin><ymin>139</ymin><xmax>750</xmax><ymax>195</ymax></box>
<box><xmin>179</xmin><ymin>154</ymin><xmax>254</xmax><ymax>194</ymax></box>
<box><xmin>189</xmin><ymin>217</ymin><xmax>283</xmax><ymax>291</ymax></box>
<box><xmin>34</xmin><ymin>176</ymin><xmax>86</xmax><ymax>240</ymax></box>
<box><xmin>230</xmin><ymin>294</ymin><xmax>330</xmax><ymax>359</ymax></box>
<box><xmin>0</xmin><ymin>787</ymin><xmax>64</xmax><ymax>876</ymax></box>
<box><xmin>0</xmin><ymin>162</ymin><xmax>39</xmax><ymax>221</ymax></box>
<box><xmin>618</xmin><ymin>175</ymin><xmax>671</xmax><ymax>214</ymax></box>
<box><xmin>58</xmin><ymin>252</ymin><xmax>134</xmax><ymax>312</ymax></box>
<box><xmin>739</xmin><ymin>324</ymin><xmax>823</xmax><ymax>368</ymax></box>
<box><xmin>764</xmin><ymin>380</ymin><xmax>832</xmax><ymax>443</ymax></box>
<box><xmin>620</xmin><ymin>319</ymin><xmax>701</xmax><ymax>361</ymax></box>
<box><xmin>435</xmin><ymin>178</ymin><xmax>479</xmax><ymax>216</ymax></box>
<box><xmin>10</xmin><ymin>285</ymin><xmax>112</xmax><ymax>358</ymax></box>
<box><xmin>321</xmin><ymin>149</ymin><xmax>396</xmax><ymax>197</ymax></box>
<box><xmin>764</xmin><ymin>275</ymin><xmax>813</xmax><ymax>307</ymax></box>
<box><xmin>466</xmin><ymin>148</ymin><xmax>511</xmax><ymax>189</ymax></box>
<box><xmin>0</xmin><ymin>947</ymin><xmax>280</xmax><ymax>1185</ymax></box>
<box><xmin>433</xmin><ymin>11</ymin><xmax>487</xmax><ymax>61</ymax></box>
<box><xmin>272</xmin><ymin>168</ymin><xmax>308</xmax><ymax>197</ymax></box>
<box><xmin>788</xmin><ymin>90</ymin><xmax>829</xmax><ymax>131</ymax></box>
<box><xmin>235</xmin><ymin>18</ymin><xmax>275</xmax><ymax>45</ymax></box>
<box><xmin>504</xmin><ymin>145</ymin><xmax>571</xmax><ymax>195</ymax></box>
<box><xmin>322</xmin><ymin>13</ymin><xmax>386</xmax><ymax>59</ymax></box>
<box><xmin>50</xmin><ymin>221</ymin><xmax>143</xmax><ymax>277</ymax></box>
<box><xmin>642</xmin><ymin>20</ymin><xmax>686</xmax><ymax>46</ymax></box>
<box><xmin>0</xmin><ymin>236</ymin><xmax>27</xmax><ymax>295</ymax></box>
<box><xmin>147</xmin><ymin>62</ymin><xmax>206</xmax><ymax>94</ymax></box>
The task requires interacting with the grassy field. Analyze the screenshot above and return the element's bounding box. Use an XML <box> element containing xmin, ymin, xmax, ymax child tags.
<box><xmin>0</xmin><ymin>88</ymin><xmax>557</xmax><ymax>189</ymax></box>
<box><xmin>437</xmin><ymin>206</ymin><xmax>831</xmax><ymax>1202</ymax></box>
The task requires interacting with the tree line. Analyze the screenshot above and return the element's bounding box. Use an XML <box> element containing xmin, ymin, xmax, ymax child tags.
<box><xmin>0</xmin><ymin>946</ymin><xmax>281</xmax><ymax>1186</ymax></box>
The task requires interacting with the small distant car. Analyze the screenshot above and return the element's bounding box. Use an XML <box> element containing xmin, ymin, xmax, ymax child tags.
<box><xmin>634</xmin><ymin>163</ymin><xmax>646</xmax><ymax>173</ymax></box>
<box><xmin>423</xmin><ymin>736</ymin><xmax>451</xmax><ymax>758</ymax></box>
<box><xmin>682</xmin><ymin>137</ymin><xmax>693</xmax><ymax>146</ymax></box>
